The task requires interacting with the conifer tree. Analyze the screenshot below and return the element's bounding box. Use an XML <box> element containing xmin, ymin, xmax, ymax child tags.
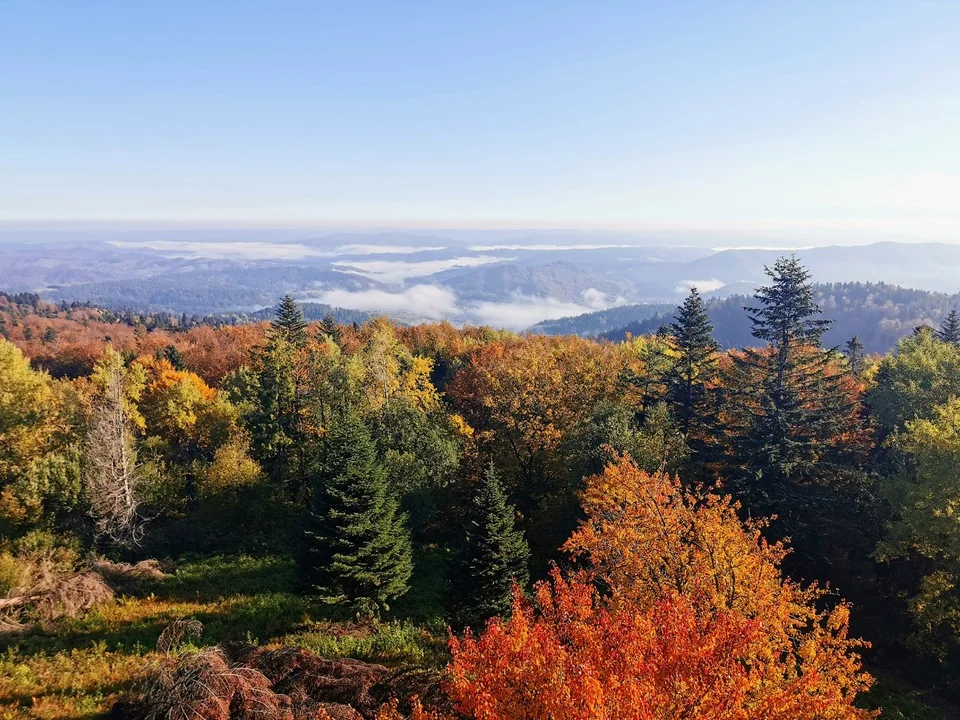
<box><xmin>249</xmin><ymin>297</ymin><xmax>309</xmax><ymax>494</ymax></box>
<box><xmin>727</xmin><ymin>255</ymin><xmax>857</xmax><ymax>497</ymax></box>
<box><xmin>319</xmin><ymin>312</ymin><xmax>342</xmax><ymax>345</ymax></box>
<box><xmin>304</xmin><ymin>411</ymin><xmax>412</xmax><ymax>612</ymax></box>
<box><xmin>249</xmin><ymin>336</ymin><xmax>304</xmax><ymax>491</ymax></box>
<box><xmin>665</xmin><ymin>288</ymin><xmax>719</xmax><ymax>451</ymax></box>
<box><xmin>271</xmin><ymin>294</ymin><xmax>308</xmax><ymax>347</ymax></box>
<box><xmin>845</xmin><ymin>335</ymin><xmax>865</xmax><ymax>376</ymax></box>
<box><xmin>161</xmin><ymin>344</ymin><xmax>186</xmax><ymax>371</ymax></box>
<box><xmin>449</xmin><ymin>461</ymin><xmax>530</xmax><ymax>629</ymax></box>
<box><xmin>937</xmin><ymin>308</ymin><xmax>960</xmax><ymax>345</ymax></box>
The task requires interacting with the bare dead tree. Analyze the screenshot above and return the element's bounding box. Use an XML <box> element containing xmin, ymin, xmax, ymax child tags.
<box><xmin>83</xmin><ymin>368</ymin><xmax>145</xmax><ymax>548</ymax></box>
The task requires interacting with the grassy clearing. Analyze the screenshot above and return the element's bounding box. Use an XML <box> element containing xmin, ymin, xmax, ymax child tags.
<box><xmin>0</xmin><ymin>554</ymin><xmax>445</xmax><ymax>720</ymax></box>
<box><xmin>0</xmin><ymin>551</ymin><xmax>951</xmax><ymax>720</ymax></box>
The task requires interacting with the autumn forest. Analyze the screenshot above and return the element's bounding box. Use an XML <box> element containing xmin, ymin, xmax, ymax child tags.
<box><xmin>2</xmin><ymin>256</ymin><xmax>960</xmax><ymax>719</ymax></box>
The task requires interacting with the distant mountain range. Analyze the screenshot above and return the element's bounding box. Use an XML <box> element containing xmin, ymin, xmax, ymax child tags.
<box><xmin>2</xmin><ymin>230</ymin><xmax>960</xmax><ymax>328</ymax></box>
<box><xmin>531</xmin><ymin>282</ymin><xmax>960</xmax><ymax>355</ymax></box>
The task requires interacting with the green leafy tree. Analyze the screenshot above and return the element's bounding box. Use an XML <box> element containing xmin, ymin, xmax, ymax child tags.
<box><xmin>938</xmin><ymin>308</ymin><xmax>960</xmax><ymax>345</ymax></box>
<box><xmin>572</xmin><ymin>400</ymin><xmax>687</xmax><ymax>479</ymax></box>
<box><xmin>368</xmin><ymin>397</ymin><xmax>461</xmax><ymax>533</ymax></box>
<box><xmin>877</xmin><ymin>397</ymin><xmax>960</xmax><ymax>653</ymax></box>
<box><xmin>303</xmin><ymin>411</ymin><xmax>412</xmax><ymax>612</ymax></box>
<box><xmin>449</xmin><ymin>461</ymin><xmax>530</xmax><ymax>630</ymax></box>
<box><xmin>868</xmin><ymin>330</ymin><xmax>960</xmax><ymax>437</ymax></box>
<box><xmin>0</xmin><ymin>340</ymin><xmax>79</xmax><ymax>535</ymax></box>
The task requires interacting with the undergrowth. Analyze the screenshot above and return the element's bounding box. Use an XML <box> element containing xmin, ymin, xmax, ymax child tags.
<box><xmin>0</xmin><ymin>551</ymin><xmax>950</xmax><ymax>720</ymax></box>
<box><xmin>0</xmin><ymin>553</ymin><xmax>444</xmax><ymax>720</ymax></box>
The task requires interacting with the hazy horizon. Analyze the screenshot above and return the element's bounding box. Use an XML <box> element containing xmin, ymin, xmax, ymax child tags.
<box><xmin>3</xmin><ymin>2</ymin><xmax>959</xmax><ymax>238</ymax></box>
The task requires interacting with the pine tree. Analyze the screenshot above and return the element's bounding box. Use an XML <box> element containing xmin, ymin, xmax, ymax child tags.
<box><xmin>162</xmin><ymin>344</ymin><xmax>186</xmax><ymax>370</ymax></box>
<box><xmin>722</xmin><ymin>257</ymin><xmax>873</xmax><ymax>584</ymax></box>
<box><xmin>319</xmin><ymin>313</ymin><xmax>342</xmax><ymax>344</ymax></box>
<box><xmin>303</xmin><ymin>411</ymin><xmax>413</xmax><ymax>612</ymax></box>
<box><xmin>448</xmin><ymin>461</ymin><xmax>530</xmax><ymax>630</ymax></box>
<box><xmin>728</xmin><ymin>255</ymin><xmax>855</xmax><ymax>496</ymax></box>
<box><xmin>271</xmin><ymin>294</ymin><xmax>308</xmax><ymax>347</ymax></box>
<box><xmin>937</xmin><ymin>308</ymin><xmax>960</xmax><ymax>345</ymax></box>
<box><xmin>665</xmin><ymin>288</ymin><xmax>719</xmax><ymax>447</ymax></box>
<box><xmin>249</xmin><ymin>296</ymin><xmax>310</xmax><ymax>494</ymax></box>
<box><xmin>845</xmin><ymin>335</ymin><xmax>865</xmax><ymax>376</ymax></box>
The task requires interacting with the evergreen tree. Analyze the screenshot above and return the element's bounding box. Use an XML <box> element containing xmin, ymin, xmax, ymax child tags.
<box><xmin>665</xmin><ymin>288</ymin><xmax>720</xmax><ymax>459</ymax></box>
<box><xmin>728</xmin><ymin>255</ymin><xmax>857</xmax><ymax>496</ymax></box>
<box><xmin>248</xmin><ymin>296</ymin><xmax>310</xmax><ymax>494</ymax></box>
<box><xmin>319</xmin><ymin>313</ymin><xmax>342</xmax><ymax>345</ymax></box>
<box><xmin>271</xmin><ymin>294</ymin><xmax>308</xmax><ymax>347</ymax></box>
<box><xmin>845</xmin><ymin>335</ymin><xmax>865</xmax><ymax>376</ymax></box>
<box><xmin>449</xmin><ymin>461</ymin><xmax>530</xmax><ymax>630</ymax></box>
<box><xmin>249</xmin><ymin>337</ymin><xmax>304</xmax><ymax>493</ymax></box>
<box><xmin>724</xmin><ymin>257</ymin><xmax>871</xmax><ymax>584</ymax></box>
<box><xmin>161</xmin><ymin>344</ymin><xmax>186</xmax><ymax>370</ymax></box>
<box><xmin>303</xmin><ymin>411</ymin><xmax>412</xmax><ymax>612</ymax></box>
<box><xmin>937</xmin><ymin>308</ymin><xmax>960</xmax><ymax>345</ymax></box>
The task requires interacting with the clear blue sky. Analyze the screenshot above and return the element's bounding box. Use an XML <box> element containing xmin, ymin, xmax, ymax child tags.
<box><xmin>2</xmin><ymin>1</ymin><xmax>958</xmax><ymax>237</ymax></box>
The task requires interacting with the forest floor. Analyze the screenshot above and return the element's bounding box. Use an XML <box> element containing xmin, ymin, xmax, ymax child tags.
<box><xmin>0</xmin><ymin>553</ymin><xmax>951</xmax><ymax>720</ymax></box>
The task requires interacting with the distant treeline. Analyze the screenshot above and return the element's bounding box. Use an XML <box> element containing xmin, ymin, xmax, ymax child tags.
<box><xmin>602</xmin><ymin>282</ymin><xmax>960</xmax><ymax>353</ymax></box>
<box><xmin>0</xmin><ymin>291</ymin><xmax>371</xmax><ymax>334</ymax></box>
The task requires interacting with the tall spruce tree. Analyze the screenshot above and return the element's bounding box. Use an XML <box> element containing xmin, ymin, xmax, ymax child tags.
<box><xmin>303</xmin><ymin>411</ymin><xmax>412</xmax><ymax>612</ymax></box>
<box><xmin>319</xmin><ymin>313</ymin><xmax>342</xmax><ymax>345</ymax></box>
<box><xmin>249</xmin><ymin>296</ymin><xmax>309</xmax><ymax>495</ymax></box>
<box><xmin>728</xmin><ymin>255</ymin><xmax>852</xmax><ymax>496</ymax></box>
<box><xmin>665</xmin><ymin>288</ymin><xmax>720</xmax><ymax>455</ymax></box>
<box><xmin>271</xmin><ymin>294</ymin><xmax>308</xmax><ymax>347</ymax></box>
<box><xmin>845</xmin><ymin>335</ymin><xmax>865</xmax><ymax>376</ymax></box>
<box><xmin>448</xmin><ymin>461</ymin><xmax>530</xmax><ymax>630</ymax></box>
<box><xmin>724</xmin><ymin>256</ymin><xmax>872</xmax><ymax>584</ymax></box>
<box><xmin>161</xmin><ymin>344</ymin><xmax>186</xmax><ymax>371</ymax></box>
<box><xmin>937</xmin><ymin>308</ymin><xmax>960</xmax><ymax>345</ymax></box>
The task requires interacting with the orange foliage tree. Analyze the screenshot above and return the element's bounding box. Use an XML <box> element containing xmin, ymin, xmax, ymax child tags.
<box><xmin>447</xmin><ymin>336</ymin><xmax>619</xmax><ymax>488</ymax></box>
<box><xmin>446</xmin><ymin>457</ymin><xmax>875</xmax><ymax>720</ymax></box>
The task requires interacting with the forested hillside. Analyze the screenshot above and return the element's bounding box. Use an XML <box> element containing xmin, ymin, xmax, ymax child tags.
<box><xmin>0</xmin><ymin>292</ymin><xmax>370</xmax><ymax>381</ymax></box>
<box><xmin>596</xmin><ymin>281</ymin><xmax>960</xmax><ymax>353</ymax></box>
<box><xmin>529</xmin><ymin>302</ymin><xmax>676</xmax><ymax>336</ymax></box>
<box><xmin>2</xmin><ymin>258</ymin><xmax>960</xmax><ymax>718</ymax></box>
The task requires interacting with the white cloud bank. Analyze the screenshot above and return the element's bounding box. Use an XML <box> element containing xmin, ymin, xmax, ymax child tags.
<box><xmin>109</xmin><ymin>240</ymin><xmax>333</xmax><ymax>260</ymax></box>
<box><xmin>332</xmin><ymin>256</ymin><xmax>511</xmax><ymax>283</ymax></box>
<box><xmin>310</xmin><ymin>285</ymin><xmax>458</xmax><ymax>320</ymax></box>
<box><xmin>675</xmin><ymin>278</ymin><xmax>726</xmax><ymax>293</ymax></box>
<box><xmin>334</xmin><ymin>244</ymin><xmax>447</xmax><ymax>255</ymax></box>
<box><xmin>462</xmin><ymin>288</ymin><xmax>626</xmax><ymax>330</ymax></box>
<box><xmin>470</xmin><ymin>243</ymin><xmax>639</xmax><ymax>252</ymax></box>
<box><xmin>108</xmin><ymin>240</ymin><xmax>449</xmax><ymax>260</ymax></box>
<box><xmin>310</xmin><ymin>285</ymin><xmax>626</xmax><ymax>330</ymax></box>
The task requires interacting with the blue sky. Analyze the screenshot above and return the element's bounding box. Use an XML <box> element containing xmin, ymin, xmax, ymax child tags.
<box><xmin>2</xmin><ymin>1</ymin><xmax>959</xmax><ymax>237</ymax></box>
